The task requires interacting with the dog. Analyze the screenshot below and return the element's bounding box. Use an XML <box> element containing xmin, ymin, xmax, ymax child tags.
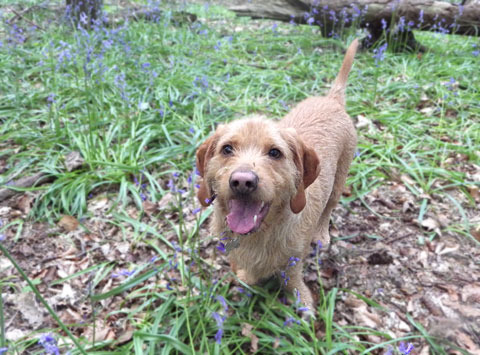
<box><xmin>195</xmin><ymin>39</ymin><xmax>358</xmax><ymax>312</ymax></box>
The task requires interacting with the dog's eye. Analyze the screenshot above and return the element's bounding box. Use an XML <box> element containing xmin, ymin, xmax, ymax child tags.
<box><xmin>268</xmin><ymin>148</ymin><xmax>282</xmax><ymax>159</ymax></box>
<box><xmin>221</xmin><ymin>144</ymin><xmax>234</xmax><ymax>156</ymax></box>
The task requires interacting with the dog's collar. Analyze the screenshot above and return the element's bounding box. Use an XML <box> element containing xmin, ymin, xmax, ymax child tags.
<box><xmin>221</xmin><ymin>229</ymin><xmax>249</xmax><ymax>255</ymax></box>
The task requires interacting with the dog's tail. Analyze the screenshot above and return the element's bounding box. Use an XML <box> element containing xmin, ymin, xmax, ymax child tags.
<box><xmin>328</xmin><ymin>39</ymin><xmax>359</xmax><ymax>106</ymax></box>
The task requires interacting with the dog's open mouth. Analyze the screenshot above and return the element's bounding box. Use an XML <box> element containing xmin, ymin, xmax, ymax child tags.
<box><xmin>226</xmin><ymin>199</ymin><xmax>270</xmax><ymax>235</ymax></box>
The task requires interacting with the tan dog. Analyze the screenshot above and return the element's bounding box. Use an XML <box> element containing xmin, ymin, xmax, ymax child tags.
<box><xmin>196</xmin><ymin>39</ymin><xmax>358</xmax><ymax>312</ymax></box>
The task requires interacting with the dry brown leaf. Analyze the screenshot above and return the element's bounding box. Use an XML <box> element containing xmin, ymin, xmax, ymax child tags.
<box><xmin>65</xmin><ymin>151</ymin><xmax>85</xmax><ymax>172</ymax></box>
<box><xmin>58</xmin><ymin>215</ymin><xmax>79</xmax><ymax>232</ymax></box>
<box><xmin>16</xmin><ymin>194</ymin><xmax>34</xmax><ymax>214</ymax></box>
<box><xmin>143</xmin><ymin>200</ymin><xmax>159</xmax><ymax>216</ymax></box>
<box><xmin>16</xmin><ymin>292</ymin><xmax>43</xmax><ymax>328</ymax></box>
<box><xmin>471</xmin><ymin>224</ymin><xmax>480</xmax><ymax>242</ymax></box>
<box><xmin>419</xmin><ymin>217</ymin><xmax>441</xmax><ymax>235</ymax></box>
<box><xmin>467</xmin><ymin>185</ymin><xmax>479</xmax><ymax>201</ymax></box>
<box><xmin>355</xmin><ymin>114</ymin><xmax>373</xmax><ymax>130</ymax></box>
<box><xmin>456</xmin><ymin>331</ymin><xmax>480</xmax><ymax>352</ymax></box>
<box><xmin>241</xmin><ymin>323</ymin><xmax>259</xmax><ymax>353</ymax></box>
<box><xmin>116</xmin><ymin>326</ymin><xmax>135</xmax><ymax>344</ymax></box>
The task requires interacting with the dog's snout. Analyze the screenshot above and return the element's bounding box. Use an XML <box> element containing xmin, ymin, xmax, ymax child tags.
<box><xmin>229</xmin><ymin>170</ymin><xmax>258</xmax><ymax>195</ymax></box>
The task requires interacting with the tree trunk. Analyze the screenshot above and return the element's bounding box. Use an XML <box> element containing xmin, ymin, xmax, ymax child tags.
<box><xmin>66</xmin><ymin>0</ymin><xmax>103</xmax><ymax>28</ymax></box>
<box><xmin>228</xmin><ymin>0</ymin><xmax>480</xmax><ymax>40</ymax></box>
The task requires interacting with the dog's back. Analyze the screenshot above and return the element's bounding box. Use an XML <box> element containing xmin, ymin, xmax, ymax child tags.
<box><xmin>279</xmin><ymin>39</ymin><xmax>359</xmax><ymax>247</ymax></box>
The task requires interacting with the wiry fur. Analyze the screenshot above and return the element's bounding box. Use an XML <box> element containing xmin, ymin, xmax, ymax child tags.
<box><xmin>196</xmin><ymin>39</ymin><xmax>359</xmax><ymax>312</ymax></box>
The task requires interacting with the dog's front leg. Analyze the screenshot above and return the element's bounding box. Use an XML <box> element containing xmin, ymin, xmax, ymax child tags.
<box><xmin>285</xmin><ymin>262</ymin><xmax>314</xmax><ymax>314</ymax></box>
<box><xmin>236</xmin><ymin>268</ymin><xmax>259</xmax><ymax>285</ymax></box>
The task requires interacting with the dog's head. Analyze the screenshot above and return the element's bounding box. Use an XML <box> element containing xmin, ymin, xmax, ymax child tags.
<box><xmin>196</xmin><ymin>116</ymin><xmax>319</xmax><ymax>235</ymax></box>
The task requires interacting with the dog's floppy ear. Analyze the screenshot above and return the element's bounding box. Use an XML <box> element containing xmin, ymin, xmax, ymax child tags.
<box><xmin>289</xmin><ymin>138</ymin><xmax>320</xmax><ymax>214</ymax></box>
<box><xmin>196</xmin><ymin>132</ymin><xmax>220</xmax><ymax>206</ymax></box>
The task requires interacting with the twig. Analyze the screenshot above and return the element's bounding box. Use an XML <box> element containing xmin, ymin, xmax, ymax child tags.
<box><xmin>0</xmin><ymin>172</ymin><xmax>54</xmax><ymax>202</ymax></box>
<box><xmin>10</xmin><ymin>9</ymin><xmax>44</xmax><ymax>31</ymax></box>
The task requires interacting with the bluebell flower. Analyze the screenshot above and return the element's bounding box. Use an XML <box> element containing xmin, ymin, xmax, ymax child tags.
<box><xmin>216</xmin><ymin>295</ymin><xmax>228</xmax><ymax>311</ymax></box>
<box><xmin>211</xmin><ymin>312</ymin><xmax>226</xmax><ymax>327</ymax></box>
<box><xmin>288</xmin><ymin>256</ymin><xmax>300</xmax><ymax>267</ymax></box>
<box><xmin>192</xmin><ymin>207</ymin><xmax>201</xmax><ymax>215</ymax></box>
<box><xmin>189</xmin><ymin>127</ymin><xmax>195</xmax><ymax>134</ymax></box>
<box><xmin>283</xmin><ymin>317</ymin><xmax>301</xmax><ymax>326</ymax></box>
<box><xmin>372</xmin><ymin>43</ymin><xmax>388</xmax><ymax>66</ymax></box>
<box><xmin>217</xmin><ymin>242</ymin><xmax>226</xmax><ymax>253</ymax></box>
<box><xmin>38</xmin><ymin>334</ymin><xmax>60</xmax><ymax>355</ymax></box>
<box><xmin>381</xmin><ymin>18</ymin><xmax>387</xmax><ymax>30</ymax></box>
<box><xmin>0</xmin><ymin>347</ymin><xmax>8</xmax><ymax>354</ymax></box>
<box><xmin>214</xmin><ymin>328</ymin><xmax>224</xmax><ymax>344</ymax></box>
<box><xmin>418</xmin><ymin>9</ymin><xmax>424</xmax><ymax>26</ymax></box>
<box><xmin>237</xmin><ymin>287</ymin><xmax>252</xmax><ymax>297</ymax></box>
<box><xmin>398</xmin><ymin>342</ymin><xmax>414</xmax><ymax>355</ymax></box>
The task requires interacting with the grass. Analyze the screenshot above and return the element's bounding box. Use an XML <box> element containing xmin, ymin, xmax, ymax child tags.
<box><xmin>0</xmin><ymin>0</ymin><xmax>479</xmax><ymax>354</ymax></box>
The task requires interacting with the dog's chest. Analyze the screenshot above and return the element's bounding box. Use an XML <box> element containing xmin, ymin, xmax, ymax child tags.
<box><xmin>229</xmin><ymin>230</ymin><xmax>302</xmax><ymax>279</ymax></box>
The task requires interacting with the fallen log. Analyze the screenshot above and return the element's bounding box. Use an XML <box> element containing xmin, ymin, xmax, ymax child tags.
<box><xmin>228</xmin><ymin>0</ymin><xmax>480</xmax><ymax>49</ymax></box>
<box><xmin>0</xmin><ymin>172</ymin><xmax>54</xmax><ymax>202</ymax></box>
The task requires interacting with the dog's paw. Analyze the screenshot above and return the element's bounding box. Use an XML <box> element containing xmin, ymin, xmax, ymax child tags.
<box><xmin>236</xmin><ymin>269</ymin><xmax>257</xmax><ymax>285</ymax></box>
<box><xmin>300</xmin><ymin>308</ymin><xmax>316</xmax><ymax>321</ymax></box>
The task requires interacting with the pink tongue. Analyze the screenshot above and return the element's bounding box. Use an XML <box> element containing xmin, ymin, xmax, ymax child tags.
<box><xmin>226</xmin><ymin>199</ymin><xmax>262</xmax><ymax>234</ymax></box>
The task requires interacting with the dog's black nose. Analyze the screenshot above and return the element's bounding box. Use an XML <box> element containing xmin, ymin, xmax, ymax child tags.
<box><xmin>229</xmin><ymin>170</ymin><xmax>258</xmax><ymax>195</ymax></box>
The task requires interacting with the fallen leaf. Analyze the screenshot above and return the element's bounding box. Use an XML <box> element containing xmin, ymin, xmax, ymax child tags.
<box><xmin>419</xmin><ymin>217</ymin><xmax>441</xmax><ymax>235</ymax></box>
<box><xmin>16</xmin><ymin>194</ymin><xmax>34</xmax><ymax>214</ymax></box>
<box><xmin>470</xmin><ymin>225</ymin><xmax>480</xmax><ymax>242</ymax></box>
<box><xmin>58</xmin><ymin>215</ymin><xmax>79</xmax><ymax>232</ymax></box>
<box><xmin>467</xmin><ymin>185</ymin><xmax>479</xmax><ymax>201</ymax></box>
<box><xmin>143</xmin><ymin>200</ymin><xmax>159</xmax><ymax>216</ymax></box>
<box><xmin>16</xmin><ymin>292</ymin><xmax>43</xmax><ymax>328</ymax></box>
<box><xmin>65</xmin><ymin>151</ymin><xmax>85</xmax><ymax>172</ymax></box>
<box><xmin>355</xmin><ymin>114</ymin><xmax>373</xmax><ymax>130</ymax></box>
<box><xmin>241</xmin><ymin>323</ymin><xmax>259</xmax><ymax>353</ymax></box>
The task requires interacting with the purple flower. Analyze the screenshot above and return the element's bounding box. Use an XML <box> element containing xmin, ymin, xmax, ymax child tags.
<box><xmin>373</xmin><ymin>43</ymin><xmax>388</xmax><ymax>65</ymax></box>
<box><xmin>47</xmin><ymin>93</ymin><xmax>56</xmax><ymax>104</ymax></box>
<box><xmin>283</xmin><ymin>317</ymin><xmax>301</xmax><ymax>326</ymax></box>
<box><xmin>381</xmin><ymin>18</ymin><xmax>387</xmax><ymax>30</ymax></box>
<box><xmin>189</xmin><ymin>127</ymin><xmax>195</xmax><ymax>134</ymax></box>
<box><xmin>237</xmin><ymin>287</ymin><xmax>252</xmax><ymax>297</ymax></box>
<box><xmin>399</xmin><ymin>342</ymin><xmax>414</xmax><ymax>355</ymax></box>
<box><xmin>0</xmin><ymin>347</ymin><xmax>8</xmax><ymax>354</ymax></box>
<box><xmin>397</xmin><ymin>16</ymin><xmax>405</xmax><ymax>32</ymax></box>
<box><xmin>214</xmin><ymin>328</ymin><xmax>224</xmax><ymax>344</ymax></box>
<box><xmin>38</xmin><ymin>334</ymin><xmax>60</xmax><ymax>355</ymax></box>
<box><xmin>288</xmin><ymin>256</ymin><xmax>300</xmax><ymax>267</ymax></box>
<box><xmin>142</xmin><ymin>62</ymin><xmax>151</xmax><ymax>69</ymax></box>
<box><xmin>216</xmin><ymin>295</ymin><xmax>228</xmax><ymax>311</ymax></box>
<box><xmin>217</xmin><ymin>242</ymin><xmax>226</xmax><ymax>253</ymax></box>
<box><xmin>112</xmin><ymin>269</ymin><xmax>136</xmax><ymax>278</ymax></box>
<box><xmin>211</xmin><ymin>312</ymin><xmax>225</xmax><ymax>327</ymax></box>
<box><xmin>0</xmin><ymin>234</ymin><xmax>5</xmax><ymax>241</ymax></box>
<box><xmin>418</xmin><ymin>9</ymin><xmax>424</xmax><ymax>27</ymax></box>
<box><xmin>192</xmin><ymin>207</ymin><xmax>201</xmax><ymax>215</ymax></box>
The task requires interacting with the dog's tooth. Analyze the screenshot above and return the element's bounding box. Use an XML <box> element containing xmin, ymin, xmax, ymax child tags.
<box><xmin>253</xmin><ymin>215</ymin><xmax>258</xmax><ymax>224</ymax></box>
<box><xmin>261</xmin><ymin>201</ymin><xmax>265</xmax><ymax>209</ymax></box>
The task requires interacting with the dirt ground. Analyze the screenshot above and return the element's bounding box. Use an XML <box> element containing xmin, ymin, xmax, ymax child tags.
<box><xmin>1</xmin><ymin>162</ymin><xmax>479</xmax><ymax>352</ymax></box>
